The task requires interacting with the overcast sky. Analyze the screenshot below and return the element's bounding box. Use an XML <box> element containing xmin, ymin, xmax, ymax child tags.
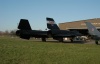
<box><xmin>0</xmin><ymin>0</ymin><xmax>100</xmax><ymax>31</ymax></box>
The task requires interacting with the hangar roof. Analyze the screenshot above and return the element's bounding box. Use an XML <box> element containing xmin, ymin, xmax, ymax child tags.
<box><xmin>59</xmin><ymin>18</ymin><xmax>100</xmax><ymax>30</ymax></box>
<box><xmin>59</xmin><ymin>18</ymin><xmax>100</xmax><ymax>24</ymax></box>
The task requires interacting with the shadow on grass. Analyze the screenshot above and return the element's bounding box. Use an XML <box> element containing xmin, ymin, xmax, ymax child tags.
<box><xmin>32</xmin><ymin>40</ymin><xmax>85</xmax><ymax>44</ymax></box>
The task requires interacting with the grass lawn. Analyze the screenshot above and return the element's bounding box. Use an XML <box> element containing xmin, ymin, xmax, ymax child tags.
<box><xmin>0</xmin><ymin>36</ymin><xmax>100</xmax><ymax>64</ymax></box>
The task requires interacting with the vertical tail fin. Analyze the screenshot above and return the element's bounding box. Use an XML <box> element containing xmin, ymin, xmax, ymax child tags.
<box><xmin>46</xmin><ymin>17</ymin><xmax>60</xmax><ymax>30</ymax></box>
<box><xmin>85</xmin><ymin>22</ymin><xmax>100</xmax><ymax>36</ymax></box>
<box><xmin>18</xmin><ymin>19</ymin><xmax>32</xmax><ymax>30</ymax></box>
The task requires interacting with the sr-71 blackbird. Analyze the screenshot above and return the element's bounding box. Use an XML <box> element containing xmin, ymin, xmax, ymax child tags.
<box><xmin>46</xmin><ymin>17</ymin><xmax>82</xmax><ymax>42</ymax></box>
<box><xmin>16</xmin><ymin>18</ymin><xmax>82</xmax><ymax>42</ymax></box>
<box><xmin>16</xmin><ymin>19</ymin><xmax>48</xmax><ymax>41</ymax></box>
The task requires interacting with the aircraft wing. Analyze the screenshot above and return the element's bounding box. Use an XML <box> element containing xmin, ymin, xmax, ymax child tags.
<box><xmin>50</xmin><ymin>29</ymin><xmax>82</xmax><ymax>37</ymax></box>
<box><xmin>53</xmin><ymin>34</ymin><xmax>78</xmax><ymax>37</ymax></box>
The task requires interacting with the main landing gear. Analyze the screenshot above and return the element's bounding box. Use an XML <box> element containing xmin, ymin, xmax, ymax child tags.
<box><xmin>42</xmin><ymin>37</ymin><xmax>46</xmax><ymax>42</ymax></box>
<box><xmin>59</xmin><ymin>38</ymin><xmax>63</xmax><ymax>42</ymax></box>
<box><xmin>70</xmin><ymin>39</ymin><xmax>74</xmax><ymax>42</ymax></box>
<box><xmin>95</xmin><ymin>40</ymin><xmax>99</xmax><ymax>45</ymax></box>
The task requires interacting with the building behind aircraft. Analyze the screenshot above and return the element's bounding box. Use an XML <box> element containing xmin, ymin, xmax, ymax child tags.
<box><xmin>59</xmin><ymin>18</ymin><xmax>100</xmax><ymax>36</ymax></box>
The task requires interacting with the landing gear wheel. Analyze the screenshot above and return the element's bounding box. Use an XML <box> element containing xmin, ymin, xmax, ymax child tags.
<box><xmin>95</xmin><ymin>40</ymin><xmax>98</xmax><ymax>45</ymax></box>
<box><xmin>59</xmin><ymin>38</ymin><xmax>63</xmax><ymax>42</ymax></box>
<box><xmin>42</xmin><ymin>38</ymin><xmax>46</xmax><ymax>42</ymax></box>
<box><xmin>70</xmin><ymin>39</ymin><xmax>73</xmax><ymax>42</ymax></box>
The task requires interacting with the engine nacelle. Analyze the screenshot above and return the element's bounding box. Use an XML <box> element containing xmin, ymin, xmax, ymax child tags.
<box><xmin>16</xmin><ymin>30</ymin><xmax>30</xmax><ymax>40</ymax></box>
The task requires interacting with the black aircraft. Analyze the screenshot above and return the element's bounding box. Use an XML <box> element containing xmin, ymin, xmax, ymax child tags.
<box><xmin>46</xmin><ymin>17</ymin><xmax>82</xmax><ymax>42</ymax></box>
<box><xmin>16</xmin><ymin>19</ymin><xmax>48</xmax><ymax>42</ymax></box>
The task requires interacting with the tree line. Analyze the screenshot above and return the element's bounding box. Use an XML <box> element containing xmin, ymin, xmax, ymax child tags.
<box><xmin>0</xmin><ymin>30</ymin><xmax>16</xmax><ymax>36</ymax></box>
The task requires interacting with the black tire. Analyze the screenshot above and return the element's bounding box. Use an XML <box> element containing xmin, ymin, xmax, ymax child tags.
<box><xmin>95</xmin><ymin>40</ymin><xmax>98</xmax><ymax>45</ymax></box>
<box><xmin>70</xmin><ymin>39</ymin><xmax>73</xmax><ymax>42</ymax></box>
<box><xmin>59</xmin><ymin>38</ymin><xmax>63</xmax><ymax>42</ymax></box>
<box><xmin>42</xmin><ymin>38</ymin><xmax>46</xmax><ymax>42</ymax></box>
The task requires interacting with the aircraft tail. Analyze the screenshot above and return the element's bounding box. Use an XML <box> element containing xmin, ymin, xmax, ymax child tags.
<box><xmin>18</xmin><ymin>19</ymin><xmax>32</xmax><ymax>30</ymax></box>
<box><xmin>46</xmin><ymin>17</ymin><xmax>60</xmax><ymax>30</ymax></box>
<box><xmin>85</xmin><ymin>22</ymin><xmax>100</xmax><ymax>36</ymax></box>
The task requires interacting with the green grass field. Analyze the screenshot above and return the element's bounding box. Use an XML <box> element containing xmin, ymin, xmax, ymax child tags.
<box><xmin>0</xmin><ymin>36</ymin><xmax>100</xmax><ymax>64</ymax></box>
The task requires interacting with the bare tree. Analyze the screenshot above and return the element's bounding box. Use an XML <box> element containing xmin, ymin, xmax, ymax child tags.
<box><xmin>0</xmin><ymin>31</ymin><xmax>3</xmax><ymax>36</ymax></box>
<box><xmin>4</xmin><ymin>30</ymin><xmax>9</xmax><ymax>35</ymax></box>
<box><xmin>10</xmin><ymin>30</ymin><xmax>16</xmax><ymax>36</ymax></box>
